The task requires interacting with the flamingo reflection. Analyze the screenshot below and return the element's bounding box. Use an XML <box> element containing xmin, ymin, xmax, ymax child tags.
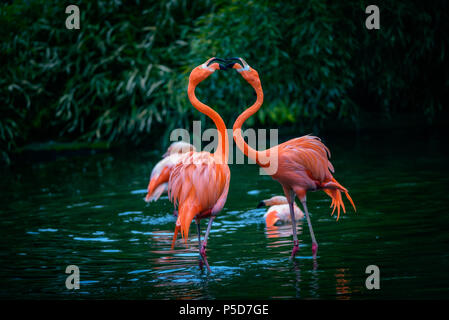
<box><xmin>335</xmin><ymin>268</ymin><xmax>352</xmax><ymax>300</ymax></box>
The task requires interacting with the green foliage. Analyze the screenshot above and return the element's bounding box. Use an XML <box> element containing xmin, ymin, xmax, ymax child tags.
<box><xmin>1</xmin><ymin>0</ymin><xmax>448</xmax><ymax>164</ymax></box>
<box><xmin>190</xmin><ymin>0</ymin><xmax>359</xmax><ymax>128</ymax></box>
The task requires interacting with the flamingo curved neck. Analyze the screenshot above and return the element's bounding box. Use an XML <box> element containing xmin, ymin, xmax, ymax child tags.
<box><xmin>187</xmin><ymin>82</ymin><xmax>229</xmax><ymax>164</ymax></box>
<box><xmin>232</xmin><ymin>80</ymin><xmax>266</xmax><ymax>166</ymax></box>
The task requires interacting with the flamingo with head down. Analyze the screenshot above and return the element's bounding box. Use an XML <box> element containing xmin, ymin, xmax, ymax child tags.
<box><xmin>258</xmin><ymin>195</ymin><xmax>304</xmax><ymax>227</ymax></box>
<box><xmin>229</xmin><ymin>57</ymin><xmax>356</xmax><ymax>258</ymax></box>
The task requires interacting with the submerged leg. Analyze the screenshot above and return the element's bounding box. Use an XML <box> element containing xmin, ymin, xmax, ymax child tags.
<box><xmin>301</xmin><ymin>200</ymin><xmax>318</xmax><ymax>256</ymax></box>
<box><xmin>284</xmin><ymin>187</ymin><xmax>299</xmax><ymax>259</ymax></box>
<box><xmin>196</xmin><ymin>219</ymin><xmax>204</xmax><ymax>270</ymax></box>
<box><xmin>200</xmin><ymin>216</ymin><xmax>215</xmax><ymax>273</ymax></box>
<box><xmin>288</xmin><ymin>190</ymin><xmax>299</xmax><ymax>259</ymax></box>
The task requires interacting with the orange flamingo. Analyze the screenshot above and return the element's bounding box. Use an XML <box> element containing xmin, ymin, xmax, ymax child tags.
<box><xmin>229</xmin><ymin>58</ymin><xmax>356</xmax><ymax>258</ymax></box>
<box><xmin>145</xmin><ymin>141</ymin><xmax>195</xmax><ymax>203</ymax></box>
<box><xmin>168</xmin><ymin>58</ymin><xmax>231</xmax><ymax>272</ymax></box>
<box><xmin>258</xmin><ymin>195</ymin><xmax>304</xmax><ymax>227</ymax></box>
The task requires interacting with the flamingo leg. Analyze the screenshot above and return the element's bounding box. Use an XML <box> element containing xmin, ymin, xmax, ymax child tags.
<box><xmin>301</xmin><ymin>200</ymin><xmax>318</xmax><ymax>257</ymax></box>
<box><xmin>200</xmin><ymin>216</ymin><xmax>215</xmax><ymax>273</ymax></box>
<box><xmin>196</xmin><ymin>219</ymin><xmax>204</xmax><ymax>270</ymax></box>
<box><xmin>288</xmin><ymin>192</ymin><xmax>299</xmax><ymax>259</ymax></box>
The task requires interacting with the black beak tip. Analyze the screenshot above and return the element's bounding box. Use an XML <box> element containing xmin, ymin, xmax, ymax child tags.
<box><xmin>209</xmin><ymin>57</ymin><xmax>244</xmax><ymax>70</ymax></box>
<box><xmin>257</xmin><ymin>201</ymin><xmax>265</xmax><ymax>208</ymax></box>
<box><xmin>226</xmin><ymin>57</ymin><xmax>244</xmax><ymax>68</ymax></box>
<box><xmin>225</xmin><ymin>62</ymin><xmax>236</xmax><ymax>69</ymax></box>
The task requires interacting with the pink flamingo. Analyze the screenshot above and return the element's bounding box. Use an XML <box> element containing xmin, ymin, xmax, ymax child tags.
<box><xmin>258</xmin><ymin>195</ymin><xmax>304</xmax><ymax>227</ymax></box>
<box><xmin>168</xmin><ymin>58</ymin><xmax>231</xmax><ymax>272</ymax></box>
<box><xmin>229</xmin><ymin>58</ymin><xmax>356</xmax><ymax>258</ymax></box>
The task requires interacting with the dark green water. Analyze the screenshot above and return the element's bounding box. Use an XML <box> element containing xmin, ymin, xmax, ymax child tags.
<box><xmin>1</xmin><ymin>129</ymin><xmax>449</xmax><ymax>299</ymax></box>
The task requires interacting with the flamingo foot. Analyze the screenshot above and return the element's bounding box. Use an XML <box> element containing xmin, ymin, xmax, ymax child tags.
<box><xmin>312</xmin><ymin>242</ymin><xmax>318</xmax><ymax>256</ymax></box>
<box><xmin>200</xmin><ymin>243</ymin><xmax>211</xmax><ymax>273</ymax></box>
<box><xmin>290</xmin><ymin>240</ymin><xmax>299</xmax><ymax>259</ymax></box>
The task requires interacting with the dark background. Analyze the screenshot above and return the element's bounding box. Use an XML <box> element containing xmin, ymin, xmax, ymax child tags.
<box><xmin>1</xmin><ymin>0</ymin><xmax>448</xmax><ymax>165</ymax></box>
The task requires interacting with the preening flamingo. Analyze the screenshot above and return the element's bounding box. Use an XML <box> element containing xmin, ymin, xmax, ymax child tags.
<box><xmin>145</xmin><ymin>141</ymin><xmax>195</xmax><ymax>203</ymax></box>
<box><xmin>168</xmin><ymin>58</ymin><xmax>231</xmax><ymax>272</ymax></box>
<box><xmin>258</xmin><ymin>195</ymin><xmax>304</xmax><ymax>227</ymax></box>
<box><xmin>229</xmin><ymin>58</ymin><xmax>356</xmax><ymax>258</ymax></box>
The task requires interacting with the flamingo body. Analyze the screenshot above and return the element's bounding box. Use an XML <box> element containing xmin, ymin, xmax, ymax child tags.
<box><xmin>264</xmin><ymin>205</ymin><xmax>304</xmax><ymax>227</ymax></box>
<box><xmin>259</xmin><ymin>195</ymin><xmax>304</xmax><ymax>227</ymax></box>
<box><xmin>270</xmin><ymin>135</ymin><xmax>355</xmax><ymax>219</ymax></box>
<box><xmin>169</xmin><ymin>151</ymin><xmax>230</xmax><ymax>240</ymax></box>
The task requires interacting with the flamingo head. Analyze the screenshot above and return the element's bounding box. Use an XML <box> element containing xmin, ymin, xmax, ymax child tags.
<box><xmin>226</xmin><ymin>57</ymin><xmax>261</xmax><ymax>87</ymax></box>
<box><xmin>189</xmin><ymin>57</ymin><xmax>227</xmax><ymax>85</ymax></box>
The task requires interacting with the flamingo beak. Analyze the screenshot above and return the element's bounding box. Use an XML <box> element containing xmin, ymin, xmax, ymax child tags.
<box><xmin>206</xmin><ymin>57</ymin><xmax>247</xmax><ymax>70</ymax></box>
<box><xmin>257</xmin><ymin>200</ymin><xmax>265</xmax><ymax>208</ymax></box>
<box><xmin>224</xmin><ymin>57</ymin><xmax>244</xmax><ymax>69</ymax></box>
<box><xmin>207</xmin><ymin>57</ymin><xmax>227</xmax><ymax>70</ymax></box>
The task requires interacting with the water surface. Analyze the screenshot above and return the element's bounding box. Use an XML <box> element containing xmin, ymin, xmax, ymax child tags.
<box><xmin>1</xmin><ymin>129</ymin><xmax>448</xmax><ymax>299</ymax></box>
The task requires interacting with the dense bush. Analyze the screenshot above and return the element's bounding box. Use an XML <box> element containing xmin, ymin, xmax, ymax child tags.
<box><xmin>1</xmin><ymin>0</ymin><xmax>448</xmax><ymax>164</ymax></box>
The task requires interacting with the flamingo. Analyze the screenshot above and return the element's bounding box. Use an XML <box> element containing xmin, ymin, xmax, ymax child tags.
<box><xmin>229</xmin><ymin>57</ymin><xmax>356</xmax><ymax>258</ymax></box>
<box><xmin>145</xmin><ymin>141</ymin><xmax>196</xmax><ymax>203</ymax></box>
<box><xmin>258</xmin><ymin>195</ymin><xmax>304</xmax><ymax>227</ymax></box>
<box><xmin>168</xmin><ymin>58</ymin><xmax>231</xmax><ymax>272</ymax></box>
